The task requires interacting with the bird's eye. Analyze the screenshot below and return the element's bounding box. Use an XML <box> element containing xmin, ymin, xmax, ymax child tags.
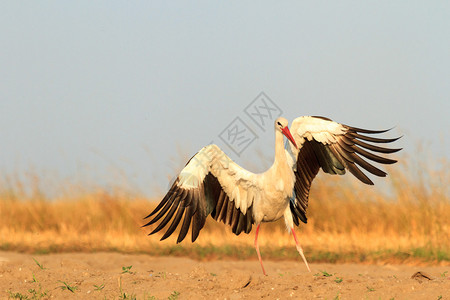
<box><xmin>277</xmin><ymin>122</ymin><xmax>282</xmax><ymax>126</ymax></box>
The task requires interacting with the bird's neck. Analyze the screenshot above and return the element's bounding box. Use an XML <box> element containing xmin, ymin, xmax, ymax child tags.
<box><xmin>272</xmin><ymin>130</ymin><xmax>288</xmax><ymax>169</ymax></box>
<box><xmin>266</xmin><ymin>130</ymin><xmax>295</xmax><ymax>196</ymax></box>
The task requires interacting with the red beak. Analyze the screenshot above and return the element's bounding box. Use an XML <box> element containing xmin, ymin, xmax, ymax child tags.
<box><xmin>281</xmin><ymin>126</ymin><xmax>298</xmax><ymax>149</ymax></box>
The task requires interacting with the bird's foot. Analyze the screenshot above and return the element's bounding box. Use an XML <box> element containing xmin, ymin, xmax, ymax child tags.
<box><xmin>295</xmin><ymin>244</ymin><xmax>311</xmax><ymax>272</ymax></box>
<box><xmin>291</xmin><ymin>227</ymin><xmax>311</xmax><ymax>272</ymax></box>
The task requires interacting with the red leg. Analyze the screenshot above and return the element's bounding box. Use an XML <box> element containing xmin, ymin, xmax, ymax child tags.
<box><xmin>254</xmin><ymin>224</ymin><xmax>266</xmax><ymax>275</ymax></box>
<box><xmin>291</xmin><ymin>227</ymin><xmax>311</xmax><ymax>272</ymax></box>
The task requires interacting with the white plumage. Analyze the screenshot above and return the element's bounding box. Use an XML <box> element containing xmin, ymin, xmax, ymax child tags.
<box><xmin>144</xmin><ymin>116</ymin><xmax>400</xmax><ymax>275</ymax></box>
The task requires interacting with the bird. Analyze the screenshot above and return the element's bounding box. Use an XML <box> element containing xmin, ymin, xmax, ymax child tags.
<box><xmin>143</xmin><ymin>116</ymin><xmax>400</xmax><ymax>275</ymax></box>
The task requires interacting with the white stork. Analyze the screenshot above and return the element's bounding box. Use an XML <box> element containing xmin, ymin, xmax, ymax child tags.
<box><xmin>144</xmin><ymin>116</ymin><xmax>400</xmax><ymax>275</ymax></box>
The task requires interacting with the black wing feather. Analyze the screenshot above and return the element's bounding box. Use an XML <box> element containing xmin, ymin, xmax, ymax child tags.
<box><xmin>290</xmin><ymin>118</ymin><xmax>400</xmax><ymax>225</ymax></box>
<box><xmin>144</xmin><ymin>172</ymin><xmax>254</xmax><ymax>243</ymax></box>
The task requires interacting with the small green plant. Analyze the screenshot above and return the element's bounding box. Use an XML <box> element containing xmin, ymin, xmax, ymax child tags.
<box><xmin>28</xmin><ymin>287</ymin><xmax>48</xmax><ymax>299</ymax></box>
<box><xmin>168</xmin><ymin>291</ymin><xmax>180</xmax><ymax>300</ymax></box>
<box><xmin>440</xmin><ymin>271</ymin><xmax>448</xmax><ymax>277</ymax></box>
<box><xmin>119</xmin><ymin>292</ymin><xmax>137</xmax><ymax>300</ymax></box>
<box><xmin>32</xmin><ymin>258</ymin><xmax>46</xmax><ymax>270</ymax></box>
<box><xmin>14</xmin><ymin>273</ymin><xmax>49</xmax><ymax>299</ymax></box>
<box><xmin>121</xmin><ymin>265</ymin><xmax>134</xmax><ymax>274</ymax></box>
<box><xmin>437</xmin><ymin>296</ymin><xmax>442</xmax><ymax>300</ymax></box>
<box><xmin>58</xmin><ymin>281</ymin><xmax>77</xmax><ymax>293</ymax></box>
<box><xmin>366</xmin><ymin>286</ymin><xmax>375</xmax><ymax>292</ymax></box>
<box><xmin>94</xmin><ymin>283</ymin><xmax>105</xmax><ymax>291</ymax></box>
<box><xmin>155</xmin><ymin>271</ymin><xmax>166</xmax><ymax>279</ymax></box>
<box><xmin>7</xmin><ymin>291</ymin><xmax>28</xmax><ymax>299</ymax></box>
<box><xmin>319</xmin><ymin>270</ymin><xmax>333</xmax><ymax>277</ymax></box>
<box><xmin>8</xmin><ymin>282</ymin><xmax>49</xmax><ymax>299</ymax></box>
<box><xmin>334</xmin><ymin>277</ymin><xmax>343</xmax><ymax>283</ymax></box>
<box><xmin>210</xmin><ymin>272</ymin><xmax>217</xmax><ymax>276</ymax></box>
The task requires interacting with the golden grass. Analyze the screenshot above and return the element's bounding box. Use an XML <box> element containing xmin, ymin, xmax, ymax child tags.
<box><xmin>0</xmin><ymin>154</ymin><xmax>449</xmax><ymax>265</ymax></box>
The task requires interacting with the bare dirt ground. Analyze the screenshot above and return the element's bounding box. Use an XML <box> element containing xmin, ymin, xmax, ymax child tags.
<box><xmin>0</xmin><ymin>251</ymin><xmax>449</xmax><ymax>300</ymax></box>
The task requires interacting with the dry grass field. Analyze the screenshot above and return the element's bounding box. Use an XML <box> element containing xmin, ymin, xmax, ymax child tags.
<box><xmin>0</xmin><ymin>153</ymin><xmax>448</xmax><ymax>265</ymax></box>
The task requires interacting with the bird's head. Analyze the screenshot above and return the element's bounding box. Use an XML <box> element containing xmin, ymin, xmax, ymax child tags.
<box><xmin>275</xmin><ymin>117</ymin><xmax>298</xmax><ymax>149</ymax></box>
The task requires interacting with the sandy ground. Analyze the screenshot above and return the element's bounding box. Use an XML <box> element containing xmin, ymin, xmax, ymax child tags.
<box><xmin>0</xmin><ymin>251</ymin><xmax>449</xmax><ymax>299</ymax></box>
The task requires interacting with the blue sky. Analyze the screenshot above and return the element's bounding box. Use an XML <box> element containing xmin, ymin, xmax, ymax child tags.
<box><xmin>1</xmin><ymin>1</ymin><xmax>448</xmax><ymax>196</ymax></box>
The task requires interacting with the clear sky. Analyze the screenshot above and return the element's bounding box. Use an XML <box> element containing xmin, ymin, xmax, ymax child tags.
<box><xmin>1</xmin><ymin>1</ymin><xmax>449</xmax><ymax>197</ymax></box>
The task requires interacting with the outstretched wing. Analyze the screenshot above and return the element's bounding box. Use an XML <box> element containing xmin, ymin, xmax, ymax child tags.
<box><xmin>286</xmin><ymin>116</ymin><xmax>401</xmax><ymax>226</ymax></box>
<box><xmin>143</xmin><ymin>144</ymin><xmax>257</xmax><ymax>243</ymax></box>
